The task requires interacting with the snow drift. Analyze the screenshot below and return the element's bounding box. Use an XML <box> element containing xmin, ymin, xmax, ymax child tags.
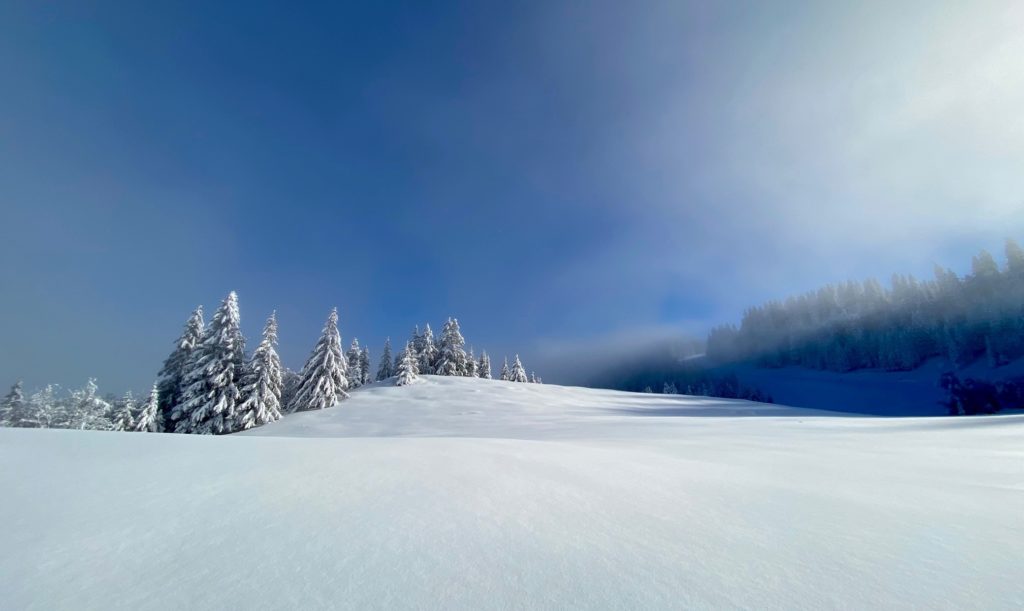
<box><xmin>2</xmin><ymin>376</ymin><xmax>1022</xmax><ymax>610</ymax></box>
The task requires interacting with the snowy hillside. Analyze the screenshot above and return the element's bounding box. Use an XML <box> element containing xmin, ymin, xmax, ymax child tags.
<box><xmin>2</xmin><ymin>377</ymin><xmax>1022</xmax><ymax>610</ymax></box>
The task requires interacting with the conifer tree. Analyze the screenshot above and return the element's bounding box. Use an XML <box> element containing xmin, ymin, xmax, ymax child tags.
<box><xmin>466</xmin><ymin>348</ymin><xmax>478</xmax><ymax>377</ymax></box>
<box><xmin>359</xmin><ymin>347</ymin><xmax>371</xmax><ymax>386</ymax></box>
<box><xmin>289</xmin><ymin>308</ymin><xmax>349</xmax><ymax>412</ymax></box>
<box><xmin>236</xmin><ymin>312</ymin><xmax>284</xmax><ymax>430</ymax></box>
<box><xmin>280</xmin><ymin>368</ymin><xmax>301</xmax><ymax>409</ymax></box>
<box><xmin>663</xmin><ymin>382</ymin><xmax>678</xmax><ymax>395</ymax></box>
<box><xmin>26</xmin><ymin>384</ymin><xmax>59</xmax><ymax>428</ymax></box>
<box><xmin>437</xmin><ymin>318</ymin><xmax>468</xmax><ymax>376</ymax></box>
<box><xmin>1006</xmin><ymin>238</ymin><xmax>1024</xmax><ymax>274</ymax></box>
<box><xmin>509</xmin><ymin>354</ymin><xmax>528</xmax><ymax>382</ymax></box>
<box><xmin>1</xmin><ymin>381</ymin><xmax>24</xmax><ymax>427</ymax></box>
<box><xmin>500</xmin><ymin>357</ymin><xmax>511</xmax><ymax>381</ymax></box>
<box><xmin>157</xmin><ymin>306</ymin><xmax>204</xmax><ymax>429</ymax></box>
<box><xmin>416</xmin><ymin>324</ymin><xmax>438</xmax><ymax>374</ymax></box>
<box><xmin>376</xmin><ymin>338</ymin><xmax>395</xmax><ymax>381</ymax></box>
<box><xmin>478</xmin><ymin>352</ymin><xmax>492</xmax><ymax>380</ymax></box>
<box><xmin>173</xmin><ymin>292</ymin><xmax>246</xmax><ymax>434</ymax></box>
<box><xmin>134</xmin><ymin>384</ymin><xmax>161</xmax><ymax>432</ymax></box>
<box><xmin>112</xmin><ymin>392</ymin><xmax>136</xmax><ymax>431</ymax></box>
<box><xmin>395</xmin><ymin>341</ymin><xmax>419</xmax><ymax>386</ymax></box>
<box><xmin>346</xmin><ymin>339</ymin><xmax>364</xmax><ymax>388</ymax></box>
<box><xmin>71</xmin><ymin>378</ymin><xmax>114</xmax><ymax>430</ymax></box>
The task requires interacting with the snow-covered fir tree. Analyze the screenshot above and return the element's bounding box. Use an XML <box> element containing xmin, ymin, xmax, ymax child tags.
<box><xmin>642</xmin><ymin>386</ymin><xmax>653</xmax><ymax>393</ymax></box>
<box><xmin>289</xmin><ymin>308</ymin><xmax>349</xmax><ymax>412</ymax></box>
<box><xmin>376</xmin><ymin>338</ymin><xmax>394</xmax><ymax>381</ymax></box>
<box><xmin>663</xmin><ymin>382</ymin><xmax>678</xmax><ymax>395</ymax></box>
<box><xmin>408</xmin><ymin>325</ymin><xmax>421</xmax><ymax>360</ymax></box>
<box><xmin>466</xmin><ymin>348</ymin><xmax>479</xmax><ymax>378</ymax></box>
<box><xmin>509</xmin><ymin>355</ymin><xmax>528</xmax><ymax>382</ymax></box>
<box><xmin>112</xmin><ymin>392</ymin><xmax>136</xmax><ymax>431</ymax></box>
<box><xmin>346</xmin><ymin>339</ymin><xmax>364</xmax><ymax>389</ymax></box>
<box><xmin>359</xmin><ymin>347</ymin><xmax>371</xmax><ymax>386</ymax></box>
<box><xmin>172</xmin><ymin>292</ymin><xmax>246</xmax><ymax>434</ymax></box>
<box><xmin>436</xmin><ymin>318</ymin><xmax>469</xmax><ymax>376</ymax></box>
<box><xmin>280</xmin><ymin>368</ymin><xmax>301</xmax><ymax>409</ymax></box>
<box><xmin>500</xmin><ymin>357</ymin><xmax>511</xmax><ymax>381</ymax></box>
<box><xmin>416</xmin><ymin>324</ymin><xmax>438</xmax><ymax>374</ymax></box>
<box><xmin>134</xmin><ymin>384</ymin><xmax>161</xmax><ymax>432</ymax></box>
<box><xmin>1</xmin><ymin>381</ymin><xmax>24</xmax><ymax>427</ymax></box>
<box><xmin>529</xmin><ymin>372</ymin><xmax>538</xmax><ymax>384</ymax></box>
<box><xmin>26</xmin><ymin>384</ymin><xmax>60</xmax><ymax>428</ymax></box>
<box><xmin>157</xmin><ymin>306</ymin><xmax>204</xmax><ymax>429</ymax></box>
<box><xmin>478</xmin><ymin>352</ymin><xmax>492</xmax><ymax>380</ymax></box>
<box><xmin>235</xmin><ymin>312</ymin><xmax>283</xmax><ymax>430</ymax></box>
<box><xmin>395</xmin><ymin>341</ymin><xmax>419</xmax><ymax>386</ymax></box>
<box><xmin>70</xmin><ymin>379</ymin><xmax>114</xmax><ymax>430</ymax></box>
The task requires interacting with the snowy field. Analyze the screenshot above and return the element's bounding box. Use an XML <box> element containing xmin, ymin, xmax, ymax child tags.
<box><xmin>2</xmin><ymin>376</ymin><xmax>1022</xmax><ymax>610</ymax></box>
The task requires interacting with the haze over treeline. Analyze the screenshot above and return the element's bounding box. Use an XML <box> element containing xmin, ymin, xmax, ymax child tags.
<box><xmin>706</xmin><ymin>240</ymin><xmax>1024</xmax><ymax>372</ymax></box>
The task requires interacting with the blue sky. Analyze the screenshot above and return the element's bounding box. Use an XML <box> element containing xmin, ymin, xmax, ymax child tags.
<box><xmin>2</xmin><ymin>0</ymin><xmax>1023</xmax><ymax>391</ymax></box>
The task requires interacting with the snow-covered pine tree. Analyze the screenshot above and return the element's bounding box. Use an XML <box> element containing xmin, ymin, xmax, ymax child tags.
<box><xmin>642</xmin><ymin>386</ymin><xmax>653</xmax><ymax>393</ymax></box>
<box><xmin>529</xmin><ymin>372</ymin><xmax>538</xmax><ymax>383</ymax></box>
<box><xmin>436</xmin><ymin>318</ymin><xmax>469</xmax><ymax>376</ymax></box>
<box><xmin>376</xmin><ymin>338</ymin><xmax>394</xmax><ymax>381</ymax></box>
<box><xmin>157</xmin><ymin>306</ymin><xmax>204</xmax><ymax>429</ymax></box>
<box><xmin>509</xmin><ymin>355</ymin><xmax>528</xmax><ymax>382</ymax></box>
<box><xmin>112</xmin><ymin>392</ymin><xmax>136</xmax><ymax>431</ymax></box>
<box><xmin>466</xmin><ymin>348</ymin><xmax>478</xmax><ymax>377</ymax></box>
<box><xmin>346</xmin><ymin>339</ymin><xmax>364</xmax><ymax>389</ymax></box>
<box><xmin>235</xmin><ymin>312</ymin><xmax>284</xmax><ymax>430</ymax></box>
<box><xmin>25</xmin><ymin>384</ymin><xmax>59</xmax><ymax>428</ymax></box>
<box><xmin>416</xmin><ymin>324</ymin><xmax>438</xmax><ymax>374</ymax></box>
<box><xmin>280</xmin><ymin>368</ymin><xmax>301</xmax><ymax>409</ymax></box>
<box><xmin>172</xmin><ymin>292</ymin><xmax>246</xmax><ymax>434</ymax></box>
<box><xmin>395</xmin><ymin>341</ymin><xmax>419</xmax><ymax>386</ymax></box>
<box><xmin>663</xmin><ymin>382</ymin><xmax>678</xmax><ymax>394</ymax></box>
<box><xmin>134</xmin><ymin>384</ymin><xmax>161</xmax><ymax>432</ymax></box>
<box><xmin>359</xmin><ymin>347</ymin><xmax>371</xmax><ymax>386</ymax></box>
<box><xmin>71</xmin><ymin>379</ymin><xmax>114</xmax><ymax>430</ymax></box>
<box><xmin>1</xmin><ymin>381</ymin><xmax>24</xmax><ymax>426</ymax></box>
<box><xmin>478</xmin><ymin>352</ymin><xmax>492</xmax><ymax>380</ymax></box>
<box><xmin>289</xmin><ymin>308</ymin><xmax>349</xmax><ymax>412</ymax></box>
<box><xmin>500</xmin><ymin>357</ymin><xmax>511</xmax><ymax>381</ymax></box>
<box><xmin>408</xmin><ymin>325</ymin><xmax>421</xmax><ymax>359</ymax></box>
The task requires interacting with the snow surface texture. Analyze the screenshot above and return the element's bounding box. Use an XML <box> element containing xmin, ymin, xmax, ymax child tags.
<box><xmin>2</xmin><ymin>376</ymin><xmax>1022</xmax><ymax>610</ymax></box>
<box><xmin>721</xmin><ymin>356</ymin><xmax>1024</xmax><ymax>417</ymax></box>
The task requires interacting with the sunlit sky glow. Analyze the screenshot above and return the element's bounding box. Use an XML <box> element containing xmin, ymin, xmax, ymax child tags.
<box><xmin>2</xmin><ymin>0</ymin><xmax>1022</xmax><ymax>390</ymax></box>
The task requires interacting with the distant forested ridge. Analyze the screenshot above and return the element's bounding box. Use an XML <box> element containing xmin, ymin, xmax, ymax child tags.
<box><xmin>707</xmin><ymin>239</ymin><xmax>1024</xmax><ymax>372</ymax></box>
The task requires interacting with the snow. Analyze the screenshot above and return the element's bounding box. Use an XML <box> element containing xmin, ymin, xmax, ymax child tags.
<box><xmin>716</xmin><ymin>356</ymin><xmax>1024</xmax><ymax>416</ymax></box>
<box><xmin>2</xmin><ymin>376</ymin><xmax>1022</xmax><ymax>610</ymax></box>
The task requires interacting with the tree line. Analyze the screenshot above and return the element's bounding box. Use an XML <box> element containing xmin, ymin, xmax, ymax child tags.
<box><xmin>706</xmin><ymin>239</ymin><xmax>1024</xmax><ymax>373</ymax></box>
<box><xmin>1</xmin><ymin>292</ymin><xmax>539</xmax><ymax>433</ymax></box>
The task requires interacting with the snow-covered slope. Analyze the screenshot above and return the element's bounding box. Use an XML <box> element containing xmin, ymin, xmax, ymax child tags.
<box><xmin>718</xmin><ymin>357</ymin><xmax>1024</xmax><ymax>417</ymax></box>
<box><xmin>2</xmin><ymin>377</ymin><xmax>1022</xmax><ymax>610</ymax></box>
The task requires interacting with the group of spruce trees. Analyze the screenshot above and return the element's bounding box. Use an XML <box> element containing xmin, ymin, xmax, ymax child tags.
<box><xmin>1</xmin><ymin>291</ymin><xmax>539</xmax><ymax>434</ymax></box>
<box><xmin>0</xmin><ymin>378</ymin><xmax>161</xmax><ymax>431</ymax></box>
<box><xmin>706</xmin><ymin>239</ymin><xmax>1024</xmax><ymax>372</ymax></box>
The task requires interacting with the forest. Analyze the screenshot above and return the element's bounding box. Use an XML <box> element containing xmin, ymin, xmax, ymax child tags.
<box><xmin>706</xmin><ymin>239</ymin><xmax>1024</xmax><ymax>372</ymax></box>
<box><xmin>0</xmin><ymin>293</ymin><xmax>538</xmax><ymax>433</ymax></box>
